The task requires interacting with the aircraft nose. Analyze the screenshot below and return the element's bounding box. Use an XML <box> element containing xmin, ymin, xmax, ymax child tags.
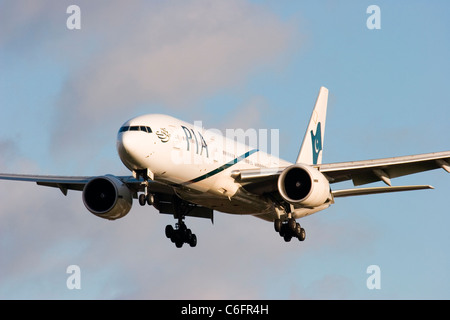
<box><xmin>117</xmin><ymin>131</ymin><xmax>144</xmax><ymax>170</ymax></box>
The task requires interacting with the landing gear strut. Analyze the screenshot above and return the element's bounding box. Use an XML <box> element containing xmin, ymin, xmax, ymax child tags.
<box><xmin>165</xmin><ymin>197</ymin><xmax>198</xmax><ymax>248</ymax></box>
<box><xmin>165</xmin><ymin>196</ymin><xmax>198</xmax><ymax>248</ymax></box>
<box><xmin>137</xmin><ymin>170</ymin><xmax>155</xmax><ymax>206</ymax></box>
<box><xmin>274</xmin><ymin>218</ymin><xmax>306</xmax><ymax>242</ymax></box>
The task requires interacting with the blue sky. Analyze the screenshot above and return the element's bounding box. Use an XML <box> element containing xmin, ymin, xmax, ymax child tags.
<box><xmin>0</xmin><ymin>0</ymin><xmax>449</xmax><ymax>299</ymax></box>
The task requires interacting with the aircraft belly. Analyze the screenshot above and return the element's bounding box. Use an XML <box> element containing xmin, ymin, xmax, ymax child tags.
<box><xmin>175</xmin><ymin>187</ymin><xmax>272</xmax><ymax>215</ymax></box>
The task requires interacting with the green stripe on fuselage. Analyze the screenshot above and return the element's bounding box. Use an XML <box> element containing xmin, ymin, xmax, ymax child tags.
<box><xmin>181</xmin><ymin>149</ymin><xmax>258</xmax><ymax>186</ymax></box>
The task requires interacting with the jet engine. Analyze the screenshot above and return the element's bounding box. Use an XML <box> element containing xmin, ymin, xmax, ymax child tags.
<box><xmin>82</xmin><ymin>175</ymin><xmax>133</xmax><ymax>220</ymax></box>
<box><xmin>277</xmin><ymin>164</ymin><xmax>331</xmax><ymax>207</ymax></box>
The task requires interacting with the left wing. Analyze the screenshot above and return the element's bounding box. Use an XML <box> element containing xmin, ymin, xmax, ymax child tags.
<box><xmin>318</xmin><ymin>150</ymin><xmax>450</xmax><ymax>186</ymax></box>
<box><xmin>233</xmin><ymin>151</ymin><xmax>450</xmax><ymax>196</ymax></box>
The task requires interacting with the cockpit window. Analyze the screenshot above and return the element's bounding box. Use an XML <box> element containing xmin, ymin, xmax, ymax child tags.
<box><xmin>118</xmin><ymin>125</ymin><xmax>152</xmax><ymax>134</ymax></box>
<box><xmin>140</xmin><ymin>126</ymin><xmax>152</xmax><ymax>133</ymax></box>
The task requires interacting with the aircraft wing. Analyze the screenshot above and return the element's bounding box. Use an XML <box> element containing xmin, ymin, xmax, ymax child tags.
<box><xmin>233</xmin><ymin>151</ymin><xmax>450</xmax><ymax>196</ymax></box>
<box><xmin>0</xmin><ymin>173</ymin><xmax>177</xmax><ymax>196</ymax></box>
<box><xmin>0</xmin><ymin>173</ymin><xmax>92</xmax><ymax>194</ymax></box>
<box><xmin>318</xmin><ymin>151</ymin><xmax>450</xmax><ymax>186</ymax></box>
<box><xmin>0</xmin><ymin>173</ymin><xmax>214</xmax><ymax>220</ymax></box>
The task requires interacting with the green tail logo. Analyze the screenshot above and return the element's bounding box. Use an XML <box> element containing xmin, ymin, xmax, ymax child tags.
<box><xmin>310</xmin><ymin>122</ymin><xmax>322</xmax><ymax>165</ymax></box>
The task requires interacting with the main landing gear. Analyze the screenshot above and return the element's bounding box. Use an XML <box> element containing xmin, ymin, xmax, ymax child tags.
<box><xmin>139</xmin><ymin>192</ymin><xmax>198</xmax><ymax>248</ymax></box>
<box><xmin>165</xmin><ymin>217</ymin><xmax>197</xmax><ymax>248</ymax></box>
<box><xmin>139</xmin><ymin>191</ymin><xmax>198</xmax><ymax>248</ymax></box>
<box><xmin>274</xmin><ymin>218</ymin><xmax>306</xmax><ymax>242</ymax></box>
<box><xmin>138</xmin><ymin>175</ymin><xmax>198</xmax><ymax>248</ymax></box>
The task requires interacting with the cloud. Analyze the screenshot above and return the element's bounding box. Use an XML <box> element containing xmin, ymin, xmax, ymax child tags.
<box><xmin>11</xmin><ymin>0</ymin><xmax>298</xmax><ymax>157</ymax></box>
<box><xmin>1</xmin><ymin>0</ymin><xmax>299</xmax><ymax>167</ymax></box>
<box><xmin>0</xmin><ymin>139</ymin><xmax>20</xmax><ymax>169</ymax></box>
<box><xmin>290</xmin><ymin>274</ymin><xmax>356</xmax><ymax>300</ymax></box>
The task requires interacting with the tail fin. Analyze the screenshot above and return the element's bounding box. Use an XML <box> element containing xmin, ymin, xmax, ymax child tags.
<box><xmin>296</xmin><ymin>86</ymin><xmax>329</xmax><ymax>165</ymax></box>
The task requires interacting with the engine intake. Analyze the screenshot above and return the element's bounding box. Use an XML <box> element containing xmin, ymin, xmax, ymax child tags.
<box><xmin>82</xmin><ymin>175</ymin><xmax>133</xmax><ymax>220</ymax></box>
<box><xmin>277</xmin><ymin>164</ymin><xmax>331</xmax><ymax>207</ymax></box>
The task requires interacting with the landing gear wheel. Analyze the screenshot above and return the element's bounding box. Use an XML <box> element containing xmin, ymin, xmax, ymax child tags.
<box><xmin>189</xmin><ymin>234</ymin><xmax>197</xmax><ymax>247</ymax></box>
<box><xmin>275</xmin><ymin>218</ymin><xmax>307</xmax><ymax>243</ymax></box>
<box><xmin>165</xmin><ymin>225</ymin><xmax>174</xmax><ymax>239</ymax></box>
<box><xmin>165</xmin><ymin>220</ymin><xmax>198</xmax><ymax>248</ymax></box>
<box><xmin>279</xmin><ymin>223</ymin><xmax>287</xmax><ymax>237</ymax></box>
<box><xmin>146</xmin><ymin>194</ymin><xmax>154</xmax><ymax>205</ymax></box>
<box><xmin>164</xmin><ymin>196</ymin><xmax>201</xmax><ymax>248</ymax></box>
<box><xmin>274</xmin><ymin>219</ymin><xmax>282</xmax><ymax>233</ymax></box>
<box><xmin>288</xmin><ymin>218</ymin><xmax>297</xmax><ymax>232</ymax></box>
<box><xmin>139</xmin><ymin>194</ymin><xmax>146</xmax><ymax>206</ymax></box>
<box><xmin>294</xmin><ymin>223</ymin><xmax>301</xmax><ymax>237</ymax></box>
<box><xmin>139</xmin><ymin>193</ymin><xmax>154</xmax><ymax>206</ymax></box>
<box><xmin>175</xmin><ymin>240</ymin><xmax>183</xmax><ymax>248</ymax></box>
<box><xmin>185</xmin><ymin>229</ymin><xmax>192</xmax><ymax>242</ymax></box>
<box><xmin>298</xmin><ymin>228</ymin><xmax>306</xmax><ymax>241</ymax></box>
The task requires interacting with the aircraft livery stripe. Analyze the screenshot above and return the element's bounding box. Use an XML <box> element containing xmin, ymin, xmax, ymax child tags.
<box><xmin>181</xmin><ymin>149</ymin><xmax>259</xmax><ymax>186</ymax></box>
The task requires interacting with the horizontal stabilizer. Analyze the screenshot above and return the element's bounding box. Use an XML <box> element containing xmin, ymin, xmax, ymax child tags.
<box><xmin>332</xmin><ymin>185</ymin><xmax>433</xmax><ymax>198</ymax></box>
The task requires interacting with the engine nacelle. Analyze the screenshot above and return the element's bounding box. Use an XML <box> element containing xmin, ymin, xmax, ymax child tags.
<box><xmin>277</xmin><ymin>164</ymin><xmax>331</xmax><ymax>207</ymax></box>
<box><xmin>82</xmin><ymin>175</ymin><xmax>133</xmax><ymax>220</ymax></box>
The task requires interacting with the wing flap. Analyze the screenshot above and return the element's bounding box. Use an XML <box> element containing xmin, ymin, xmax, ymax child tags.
<box><xmin>332</xmin><ymin>185</ymin><xmax>433</xmax><ymax>198</ymax></box>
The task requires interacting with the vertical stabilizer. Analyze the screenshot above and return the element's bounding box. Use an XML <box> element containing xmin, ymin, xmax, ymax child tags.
<box><xmin>296</xmin><ymin>87</ymin><xmax>329</xmax><ymax>165</ymax></box>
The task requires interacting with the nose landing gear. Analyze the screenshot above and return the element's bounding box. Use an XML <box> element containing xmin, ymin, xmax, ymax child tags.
<box><xmin>139</xmin><ymin>193</ymin><xmax>154</xmax><ymax>206</ymax></box>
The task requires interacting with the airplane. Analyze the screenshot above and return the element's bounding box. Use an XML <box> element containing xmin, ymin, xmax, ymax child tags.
<box><xmin>0</xmin><ymin>87</ymin><xmax>449</xmax><ymax>248</ymax></box>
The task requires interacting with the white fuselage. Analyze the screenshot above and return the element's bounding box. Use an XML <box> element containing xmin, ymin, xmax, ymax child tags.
<box><xmin>116</xmin><ymin>114</ymin><xmax>292</xmax><ymax>218</ymax></box>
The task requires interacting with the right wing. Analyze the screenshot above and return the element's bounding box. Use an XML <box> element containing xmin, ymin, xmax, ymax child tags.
<box><xmin>0</xmin><ymin>173</ymin><xmax>213</xmax><ymax>220</ymax></box>
<box><xmin>0</xmin><ymin>173</ymin><xmax>174</xmax><ymax>195</ymax></box>
<box><xmin>0</xmin><ymin>173</ymin><xmax>92</xmax><ymax>194</ymax></box>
